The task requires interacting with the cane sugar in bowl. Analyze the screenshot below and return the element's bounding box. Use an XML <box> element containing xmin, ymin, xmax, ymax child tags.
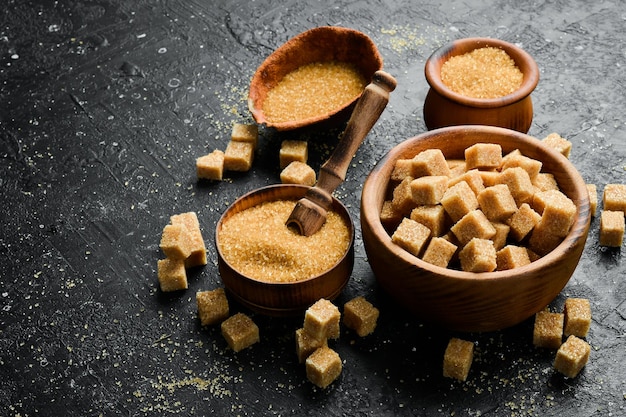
<box><xmin>260</xmin><ymin>61</ymin><xmax>367</xmax><ymax>127</ymax></box>
<box><xmin>216</xmin><ymin>185</ymin><xmax>354</xmax><ymax>316</ymax></box>
<box><xmin>440</xmin><ymin>46</ymin><xmax>523</xmax><ymax>99</ymax></box>
<box><xmin>248</xmin><ymin>26</ymin><xmax>383</xmax><ymax>131</ymax></box>
<box><xmin>218</xmin><ymin>200</ymin><xmax>350</xmax><ymax>283</ymax></box>
<box><xmin>423</xmin><ymin>37</ymin><xmax>539</xmax><ymax>133</ymax></box>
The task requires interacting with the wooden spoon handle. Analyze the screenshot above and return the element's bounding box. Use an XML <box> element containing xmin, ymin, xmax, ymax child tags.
<box><xmin>286</xmin><ymin>70</ymin><xmax>396</xmax><ymax>236</ymax></box>
<box><xmin>315</xmin><ymin>70</ymin><xmax>397</xmax><ymax>195</ymax></box>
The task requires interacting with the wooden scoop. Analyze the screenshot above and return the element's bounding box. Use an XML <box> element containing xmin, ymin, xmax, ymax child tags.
<box><xmin>286</xmin><ymin>70</ymin><xmax>397</xmax><ymax>236</ymax></box>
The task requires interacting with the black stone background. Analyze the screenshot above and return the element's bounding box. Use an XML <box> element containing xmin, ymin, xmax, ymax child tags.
<box><xmin>1</xmin><ymin>0</ymin><xmax>625</xmax><ymax>415</ymax></box>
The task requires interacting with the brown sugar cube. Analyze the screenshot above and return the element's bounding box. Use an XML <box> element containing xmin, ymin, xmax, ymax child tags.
<box><xmin>480</xmin><ymin>170</ymin><xmax>501</xmax><ymax>187</ymax></box>
<box><xmin>295</xmin><ymin>328</ymin><xmax>327</xmax><ymax>363</ymax></box>
<box><xmin>410</xmin><ymin>176</ymin><xmax>449</xmax><ymax>205</ymax></box>
<box><xmin>343</xmin><ymin>296</ymin><xmax>380</xmax><ymax>337</ymax></box>
<box><xmin>160</xmin><ymin>224</ymin><xmax>192</xmax><ymax>260</ymax></box>
<box><xmin>391</xmin><ymin>176</ymin><xmax>416</xmax><ymax>216</ymax></box>
<box><xmin>411</xmin><ymin>148</ymin><xmax>451</xmax><ymax>178</ymax></box>
<box><xmin>221</xmin><ymin>312</ymin><xmax>260</xmax><ymax>352</ymax></box>
<box><xmin>450</xmin><ymin>165</ymin><xmax>465</xmax><ymax>178</ymax></box>
<box><xmin>196</xmin><ymin>288</ymin><xmax>229</xmax><ymax>326</ymax></box>
<box><xmin>171</xmin><ymin>212</ymin><xmax>207</xmax><ymax>267</ymax></box>
<box><xmin>304</xmin><ymin>299</ymin><xmax>341</xmax><ymax>341</ymax></box>
<box><xmin>380</xmin><ymin>200</ymin><xmax>403</xmax><ymax>231</ymax></box>
<box><xmin>554</xmin><ymin>335</ymin><xmax>590</xmax><ymax>378</ymax></box>
<box><xmin>496</xmin><ymin>245</ymin><xmax>531</xmax><ymax>271</ymax></box>
<box><xmin>157</xmin><ymin>258</ymin><xmax>188</xmax><ymax>292</ymax></box>
<box><xmin>527</xmin><ymin>248</ymin><xmax>541</xmax><ymax>263</ymax></box>
<box><xmin>447</xmin><ymin>159</ymin><xmax>466</xmax><ymax>170</ymax></box>
<box><xmin>499</xmin><ymin>149</ymin><xmax>521</xmax><ymax>170</ymax></box>
<box><xmin>539</xmin><ymin>193</ymin><xmax>577</xmax><ymax>238</ymax></box>
<box><xmin>498</xmin><ymin>167</ymin><xmax>535</xmax><ymax>205</ymax></box>
<box><xmin>528</xmin><ymin>221</ymin><xmax>563</xmax><ymax>256</ymax></box>
<box><xmin>599</xmin><ymin>210</ymin><xmax>625</xmax><ymax>247</ymax></box>
<box><xmin>196</xmin><ymin>150</ymin><xmax>225</xmax><ymax>180</ymax></box>
<box><xmin>531</xmin><ymin>190</ymin><xmax>568</xmax><ymax>214</ymax></box>
<box><xmin>507</xmin><ymin>203</ymin><xmax>541</xmax><ymax>241</ymax></box>
<box><xmin>500</xmin><ymin>153</ymin><xmax>542</xmax><ymax>180</ymax></box>
<box><xmin>279</xmin><ymin>140</ymin><xmax>308</xmax><ymax>169</ymax></box>
<box><xmin>410</xmin><ymin>205</ymin><xmax>447</xmax><ymax>237</ymax></box>
<box><xmin>448</xmin><ymin>164</ymin><xmax>466</xmax><ymax>179</ymax></box>
<box><xmin>280</xmin><ymin>161</ymin><xmax>316</xmax><ymax>186</ymax></box>
<box><xmin>603</xmin><ymin>184</ymin><xmax>626</xmax><ymax>215</ymax></box>
<box><xmin>465</xmin><ymin>143</ymin><xmax>502</xmax><ymax>170</ymax></box>
<box><xmin>531</xmin><ymin>189</ymin><xmax>577</xmax><ymax>239</ymax></box>
<box><xmin>450</xmin><ymin>209</ymin><xmax>496</xmax><ymax>247</ymax></box>
<box><xmin>390</xmin><ymin>159</ymin><xmax>413</xmax><ymax>182</ymax></box>
<box><xmin>224</xmin><ymin>140</ymin><xmax>254</xmax><ymax>171</ymax></box>
<box><xmin>448</xmin><ymin>169</ymin><xmax>485</xmax><ymax>195</ymax></box>
<box><xmin>459</xmin><ymin>238</ymin><xmax>497</xmax><ymax>272</ymax></box>
<box><xmin>441</xmin><ymin>230</ymin><xmax>461</xmax><ymax>248</ymax></box>
<box><xmin>586</xmin><ymin>184</ymin><xmax>597</xmax><ymax>217</ymax></box>
<box><xmin>443</xmin><ymin>338</ymin><xmax>474</xmax><ymax>382</ymax></box>
<box><xmin>391</xmin><ymin>217</ymin><xmax>432</xmax><ymax>257</ymax></box>
<box><xmin>231</xmin><ymin>123</ymin><xmax>258</xmax><ymax>148</ymax></box>
<box><xmin>533</xmin><ymin>310</ymin><xmax>564</xmax><ymax>349</ymax></box>
<box><xmin>564</xmin><ymin>298</ymin><xmax>591</xmax><ymax>338</ymax></box>
<box><xmin>422</xmin><ymin>237</ymin><xmax>458</xmax><ymax>268</ymax></box>
<box><xmin>305</xmin><ymin>346</ymin><xmax>342</xmax><ymax>389</ymax></box>
<box><xmin>448</xmin><ymin>159</ymin><xmax>467</xmax><ymax>178</ymax></box>
<box><xmin>490</xmin><ymin>222</ymin><xmax>510</xmax><ymax>251</ymax></box>
<box><xmin>533</xmin><ymin>173</ymin><xmax>559</xmax><ymax>192</ymax></box>
<box><xmin>441</xmin><ymin>232</ymin><xmax>462</xmax><ymax>267</ymax></box>
<box><xmin>477</xmin><ymin>184</ymin><xmax>518</xmax><ymax>222</ymax></box>
<box><xmin>542</xmin><ymin>132</ymin><xmax>572</xmax><ymax>158</ymax></box>
<box><xmin>441</xmin><ymin>181</ymin><xmax>479</xmax><ymax>222</ymax></box>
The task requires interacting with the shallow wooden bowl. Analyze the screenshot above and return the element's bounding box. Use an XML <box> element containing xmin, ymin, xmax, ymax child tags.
<box><xmin>248</xmin><ymin>26</ymin><xmax>383</xmax><ymax>131</ymax></box>
<box><xmin>215</xmin><ymin>184</ymin><xmax>354</xmax><ymax>316</ymax></box>
<box><xmin>423</xmin><ymin>37</ymin><xmax>540</xmax><ymax>133</ymax></box>
<box><xmin>360</xmin><ymin>125</ymin><xmax>590</xmax><ymax>332</ymax></box>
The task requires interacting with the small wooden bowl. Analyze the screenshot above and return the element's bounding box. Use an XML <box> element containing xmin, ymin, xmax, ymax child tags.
<box><xmin>360</xmin><ymin>125</ymin><xmax>590</xmax><ymax>332</ymax></box>
<box><xmin>248</xmin><ymin>26</ymin><xmax>383</xmax><ymax>131</ymax></box>
<box><xmin>423</xmin><ymin>38</ymin><xmax>539</xmax><ymax>133</ymax></box>
<box><xmin>215</xmin><ymin>184</ymin><xmax>354</xmax><ymax>316</ymax></box>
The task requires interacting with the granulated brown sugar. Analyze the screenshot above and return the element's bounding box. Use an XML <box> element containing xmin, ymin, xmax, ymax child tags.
<box><xmin>218</xmin><ymin>200</ymin><xmax>351</xmax><ymax>282</ymax></box>
<box><xmin>262</xmin><ymin>61</ymin><xmax>366</xmax><ymax>123</ymax></box>
<box><xmin>441</xmin><ymin>47</ymin><xmax>523</xmax><ymax>99</ymax></box>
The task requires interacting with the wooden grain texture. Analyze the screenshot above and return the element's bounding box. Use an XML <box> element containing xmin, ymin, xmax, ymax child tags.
<box><xmin>423</xmin><ymin>38</ymin><xmax>540</xmax><ymax>133</ymax></box>
<box><xmin>361</xmin><ymin>125</ymin><xmax>591</xmax><ymax>331</ymax></box>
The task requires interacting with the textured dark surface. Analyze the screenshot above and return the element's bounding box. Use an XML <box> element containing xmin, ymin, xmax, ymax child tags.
<box><xmin>1</xmin><ymin>1</ymin><xmax>625</xmax><ymax>416</ymax></box>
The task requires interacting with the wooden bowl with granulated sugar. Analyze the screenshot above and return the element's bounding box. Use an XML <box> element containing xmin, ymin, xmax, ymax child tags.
<box><xmin>423</xmin><ymin>37</ymin><xmax>540</xmax><ymax>133</ymax></box>
<box><xmin>215</xmin><ymin>184</ymin><xmax>354</xmax><ymax>316</ymax></box>
<box><xmin>248</xmin><ymin>26</ymin><xmax>383</xmax><ymax>131</ymax></box>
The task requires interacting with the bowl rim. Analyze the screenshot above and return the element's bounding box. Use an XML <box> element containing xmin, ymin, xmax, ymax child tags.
<box><xmin>424</xmin><ymin>37</ymin><xmax>540</xmax><ymax>108</ymax></box>
<box><xmin>361</xmin><ymin>125</ymin><xmax>591</xmax><ymax>283</ymax></box>
<box><xmin>248</xmin><ymin>25</ymin><xmax>384</xmax><ymax>131</ymax></box>
<box><xmin>215</xmin><ymin>183</ymin><xmax>356</xmax><ymax>287</ymax></box>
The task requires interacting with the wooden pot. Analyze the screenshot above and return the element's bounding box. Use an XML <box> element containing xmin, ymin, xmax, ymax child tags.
<box><xmin>423</xmin><ymin>38</ymin><xmax>539</xmax><ymax>133</ymax></box>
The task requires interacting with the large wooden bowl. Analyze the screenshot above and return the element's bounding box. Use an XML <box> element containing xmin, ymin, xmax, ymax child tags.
<box><xmin>360</xmin><ymin>125</ymin><xmax>591</xmax><ymax>332</ymax></box>
<box><xmin>248</xmin><ymin>26</ymin><xmax>383</xmax><ymax>131</ymax></box>
<box><xmin>215</xmin><ymin>184</ymin><xmax>354</xmax><ymax>316</ymax></box>
<box><xmin>423</xmin><ymin>38</ymin><xmax>540</xmax><ymax>133</ymax></box>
